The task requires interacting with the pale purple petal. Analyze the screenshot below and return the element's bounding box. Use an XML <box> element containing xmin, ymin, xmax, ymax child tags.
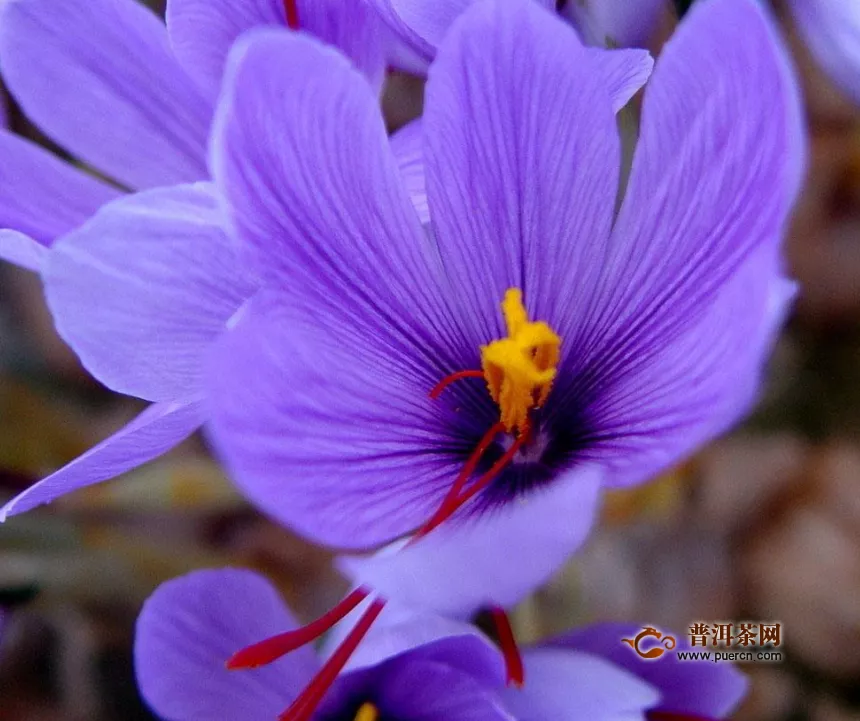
<box><xmin>135</xmin><ymin>569</ymin><xmax>318</xmax><ymax>721</ymax></box>
<box><xmin>551</xmin><ymin>623</ymin><xmax>748</xmax><ymax>718</ymax></box>
<box><xmin>788</xmin><ymin>0</ymin><xmax>860</xmax><ymax>105</ymax></box>
<box><xmin>390</xmin><ymin>119</ymin><xmax>429</xmax><ymax>224</ymax></box>
<box><xmin>586</xmin><ymin>47</ymin><xmax>653</xmax><ymax>112</ymax></box>
<box><xmin>0</xmin><ymin>400</ymin><xmax>204</xmax><ymax>520</ymax></box>
<box><xmin>0</xmin><ymin>230</ymin><xmax>48</xmax><ymax>272</ymax></box>
<box><xmin>577</xmin><ymin>0</ymin><xmax>804</xmax><ymax>368</ymax></box>
<box><xmin>207</xmin><ymin>290</ymin><xmax>462</xmax><ymax>549</ymax></box>
<box><xmin>0</xmin><ymin>130</ymin><xmax>120</xmax><ymax>245</ymax></box>
<box><xmin>0</xmin><ymin>0</ymin><xmax>212</xmax><ymax>190</ymax></box>
<box><xmin>208</xmin><ymin>29</ymin><xmax>476</xmax><ymax>548</ymax></box>
<box><xmin>368</xmin><ymin>0</ymin><xmax>555</xmax><ymax>61</ymax></box>
<box><xmin>500</xmin><ymin>648</ymin><xmax>659</xmax><ymax>721</ymax></box>
<box><xmin>423</xmin><ymin>0</ymin><xmax>621</xmax><ymax>344</ymax></box>
<box><xmin>589</xmin><ymin>231</ymin><xmax>796</xmax><ymax>489</ymax></box>
<box><xmin>167</xmin><ymin>0</ymin><xmax>388</xmax><ymax>99</ymax></box>
<box><xmin>338</xmin><ymin>465</ymin><xmax>602</xmax><ymax>616</ymax></box>
<box><xmin>44</xmin><ymin>183</ymin><xmax>256</xmax><ymax>403</ymax></box>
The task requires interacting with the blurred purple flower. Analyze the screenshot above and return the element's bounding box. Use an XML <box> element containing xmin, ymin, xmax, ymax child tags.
<box><xmin>365</xmin><ymin>0</ymin><xmax>666</xmax><ymax>65</ymax></box>
<box><xmin>0</xmin><ymin>0</ymin><xmax>389</xmax><ymax>519</ymax></box>
<box><xmin>207</xmin><ymin>0</ymin><xmax>803</xmax><ymax>559</ymax></box>
<box><xmin>136</xmin><ymin>569</ymin><xmax>745</xmax><ymax>721</ymax></box>
<box><xmin>135</xmin><ymin>568</ymin><xmax>514</xmax><ymax>721</ymax></box>
<box><xmin>787</xmin><ymin>0</ymin><xmax>860</xmax><ymax>105</ymax></box>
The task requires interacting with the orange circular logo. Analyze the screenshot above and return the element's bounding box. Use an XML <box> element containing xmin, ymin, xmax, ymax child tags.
<box><xmin>622</xmin><ymin>627</ymin><xmax>677</xmax><ymax>660</ymax></box>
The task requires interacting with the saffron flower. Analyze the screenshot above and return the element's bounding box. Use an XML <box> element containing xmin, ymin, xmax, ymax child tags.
<box><xmin>787</xmin><ymin>0</ymin><xmax>860</xmax><ymax>105</ymax></box>
<box><xmin>136</xmin><ymin>569</ymin><xmax>744</xmax><ymax>721</ymax></box>
<box><xmin>0</xmin><ymin>0</ymin><xmax>389</xmax><ymax>519</ymax></box>
<box><xmin>208</xmin><ymin>0</ymin><xmax>803</xmax><ymax>557</ymax></box>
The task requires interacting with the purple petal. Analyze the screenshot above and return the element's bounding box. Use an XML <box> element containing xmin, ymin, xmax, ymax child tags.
<box><xmin>338</xmin><ymin>465</ymin><xmax>602</xmax><ymax>616</ymax></box>
<box><xmin>207</xmin><ymin>290</ymin><xmax>461</xmax><ymax>549</ymax></box>
<box><xmin>44</xmin><ymin>184</ymin><xmax>257</xmax><ymax>403</ymax></box>
<box><xmin>0</xmin><ymin>230</ymin><xmax>48</xmax><ymax>272</ymax></box>
<box><xmin>591</xmin><ymin>235</ymin><xmax>796</xmax><ymax>489</ymax></box>
<box><xmin>423</xmin><ymin>0</ymin><xmax>621</xmax><ymax>343</ymax></box>
<box><xmin>391</xmin><ymin>119</ymin><xmax>429</xmax><ymax>224</ymax></box>
<box><xmin>208</xmin><ymin>29</ymin><xmax>475</xmax><ymax>548</ymax></box>
<box><xmin>0</xmin><ymin>130</ymin><xmax>120</xmax><ymax>245</ymax></box>
<box><xmin>0</xmin><ymin>400</ymin><xmax>204</xmax><ymax>520</ymax></box>
<box><xmin>135</xmin><ymin>569</ymin><xmax>318</xmax><ymax>721</ymax></box>
<box><xmin>0</xmin><ymin>0</ymin><xmax>212</xmax><ymax>190</ymax></box>
<box><xmin>550</xmin><ymin>623</ymin><xmax>748</xmax><ymax>718</ymax></box>
<box><xmin>167</xmin><ymin>0</ymin><xmax>388</xmax><ymax>100</ymax></box>
<box><xmin>566</xmin><ymin>0</ymin><xmax>665</xmax><ymax>48</ymax></box>
<box><xmin>324</xmin><ymin>602</ymin><xmax>505</xmax><ymax>687</ymax></box>
<box><xmin>367</xmin><ymin>0</ymin><xmax>555</xmax><ymax>61</ymax></box>
<box><xmin>579</xmin><ymin>0</ymin><xmax>804</xmax><ymax>370</ymax></box>
<box><xmin>788</xmin><ymin>0</ymin><xmax>860</xmax><ymax>105</ymax></box>
<box><xmin>370</xmin><ymin>660</ymin><xmax>513</xmax><ymax>721</ymax></box>
<box><xmin>500</xmin><ymin>648</ymin><xmax>659</xmax><ymax>721</ymax></box>
<box><xmin>586</xmin><ymin>47</ymin><xmax>654</xmax><ymax>112</ymax></box>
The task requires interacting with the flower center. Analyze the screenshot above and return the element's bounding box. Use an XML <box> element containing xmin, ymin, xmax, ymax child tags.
<box><xmin>420</xmin><ymin>288</ymin><xmax>560</xmax><ymax>534</ymax></box>
<box><xmin>481</xmin><ymin>288</ymin><xmax>560</xmax><ymax>435</ymax></box>
<box><xmin>354</xmin><ymin>703</ymin><xmax>379</xmax><ymax>721</ymax></box>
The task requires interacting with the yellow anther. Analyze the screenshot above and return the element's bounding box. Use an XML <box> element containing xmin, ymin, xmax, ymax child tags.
<box><xmin>480</xmin><ymin>288</ymin><xmax>560</xmax><ymax>434</ymax></box>
<box><xmin>354</xmin><ymin>703</ymin><xmax>379</xmax><ymax>721</ymax></box>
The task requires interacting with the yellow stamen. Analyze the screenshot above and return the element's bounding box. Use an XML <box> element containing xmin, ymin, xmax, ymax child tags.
<box><xmin>354</xmin><ymin>703</ymin><xmax>379</xmax><ymax>721</ymax></box>
<box><xmin>480</xmin><ymin>288</ymin><xmax>560</xmax><ymax>434</ymax></box>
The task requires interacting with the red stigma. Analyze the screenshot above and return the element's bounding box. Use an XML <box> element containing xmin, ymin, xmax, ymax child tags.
<box><xmin>284</xmin><ymin>0</ymin><xmax>300</xmax><ymax>29</ymax></box>
<box><xmin>226</xmin><ymin>588</ymin><xmax>369</xmax><ymax>670</ymax></box>
<box><xmin>646</xmin><ymin>712</ymin><xmax>718</xmax><ymax>721</ymax></box>
<box><xmin>429</xmin><ymin>369</ymin><xmax>485</xmax><ymax>399</ymax></box>
<box><xmin>278</xmin><ymin>599</ymin><xmax>387</xmax><ymax>721</ymax></box>
<box><xmin>489</xmin><ymin>606</ymin><xmax>525</xmax><ymax>687</ymax></box>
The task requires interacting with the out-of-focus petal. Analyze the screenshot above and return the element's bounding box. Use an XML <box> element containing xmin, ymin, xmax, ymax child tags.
<box><xmin>500</xmin><ymin>647</ymin><xmax>659</xmax><ymax>721</ymax></box>
<box><xmin>44</xmin><ymin>184</ymin><xmax>257</xmax><ymax>403</ymax></box>
<box><xmin>423</xmin><ymin>0</ymin><xmax>621</xmax><ymax>344</ymax></box>
<box><xmin>0</xmin><ymin>400</ymin><xmax>204</xmax><ymax>520</ymax></box>
<box><xmin>0</xmin><ymin>230</ymin><xmax>48</xmax><ymax>272</ymax></box>
<box><xmin>551</xmin><ymin>623</ymin><xmax>748</xmax><ymax>718</ymax></box>
<box><xmin>566</xmin><ymin>0</ymin><xmax>666</xmax><ymax>48</ymax></box>
<box><xmin>0</xmin><ymin>131</ymin><xmax>120</xmax><ymax>245</ymax></box>
<box><xmin>167</xmin><ymin>0</ymin><xmax>388</xmax><ymax>98</ymax></box>
<box><xmin>367</xmin><ymin>0</ymin><xmax>554</xmax><ymax>61</ymax></box>
<box><xmin>788</xmin><ymin>0</ymin><xmax>860</xmax><ymax>105</ymax></box>
<box><xmin>324</xmin><ymin>602</ymin><xmax>505</xmax><ymax>687</ymax></box>
<box><xmin>135</xmin><ymin>569</ymin><xmax>318</xmax><ymax>721</ymax></box>
<box><xmin>0</xmin><ymin>0</ymin><xmax>212</xmax><ymax>190</ymax></box>
<box><xmin>338</xmin><ymin>465</ymin><xmax>602</xmax><ymax>616</ymax></box>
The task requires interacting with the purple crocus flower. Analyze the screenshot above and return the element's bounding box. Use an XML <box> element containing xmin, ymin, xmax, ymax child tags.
<box><xmin>787</xmin><ymin>0</ymin><xmax>860</xmax><ymax>106</ymax></box>
<box><xmin>136</xmin><ymin>569</ymin><xmax>743</xmax><ymax>721</ymax></box>
<box><xmin>207</xmin><ymin>0</ymin><xmax>803</xmax><ymax>559</ymax></box>
<box><xmin>0</xmin><ymin>0</ymin><xmax>389</xmax><ymax>519</ymax></box>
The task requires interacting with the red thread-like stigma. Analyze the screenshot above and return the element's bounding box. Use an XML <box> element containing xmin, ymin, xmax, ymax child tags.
<box><xmin>429</xmin><ymin>369</ymin><xmax>485</xmax><ymax>399</ymax></box>
<box><xmin>226</xmin><ymin>588</ymin><xmax>369</xmax><ymax>670</ymax></box>
<box><xmin>646</xmin><ymin>713</ymin><xmax>717</xmax><ymax>721</ymax></box>
<box><xmin>489</xmin><ymin>606</ymin><xmax>524</xmax><ymax>687</ymax></box>
<box><xmin>284</xmin><ymin>0</ymin><xmax>300</xmax><ymax>29</ymax></box>
<box><xmin>278</xmin><ymin>599</ymin><xmax>387</xmax><ymax>721</ymax></box>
